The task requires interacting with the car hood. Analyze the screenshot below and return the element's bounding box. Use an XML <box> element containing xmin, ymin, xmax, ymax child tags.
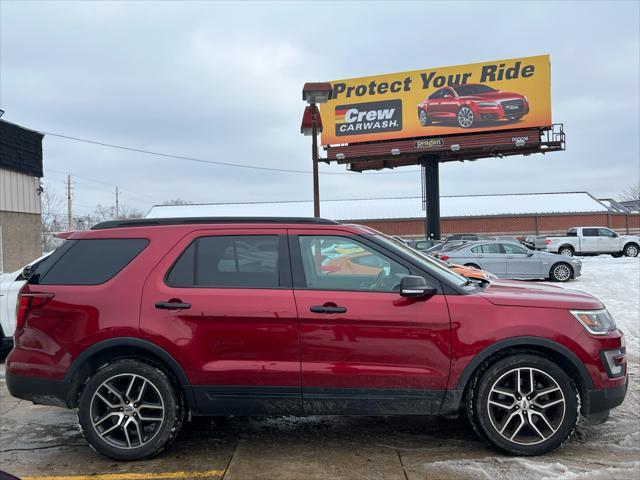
<box><xmin>479</xmin><ymin>280</ymin><xmax>603</xmax><ymax>310</ymax></box>
<box><xmin>462</xmin><ymin>92</ymin><xmax>524</xmax><ymax>101</ymax></box>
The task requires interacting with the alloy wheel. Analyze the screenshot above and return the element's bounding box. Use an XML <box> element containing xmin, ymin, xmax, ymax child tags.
<box><xmin>626</xmin><ymin>245</ymin><xmax>638</xmax><ymax>257</ymax></box>
<box><xmin>457</xmin><ymin>107</ymin><xmax>474</xmax><ymax>128</ymax></box>
<box><xmin>90</xmin><ymin>373</ymin><xmax>165</xmax><ymax>450</ymax></box>
<box><xmin>552</xmin><ymin>264</ymin><xmax>571</xmax><ymax>281</ymax></box>
<box><xmin>559</xmin><ymin>248</ymin><xmax>573</xmax><ymax>257</ymax></box>
<box><xmin>419</xmin><ymin>110</ymin><xmax>429</xmax><ymax>125</ymax></box>
<box><xmin>487</xmin><ymin>367</ymin><xmax>566</xmax><ymax>446</ymax></box>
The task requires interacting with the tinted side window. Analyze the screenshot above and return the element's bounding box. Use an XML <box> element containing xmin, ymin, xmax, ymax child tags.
<box><xmin>34</xmin><ymin>239</ymin><xmax>149</xmax><ymax>285</ymax></box>
<box><xmin>297</xmin><ymin>236</ymin><xmax>409</xmax><ymax>292</ymax></box>
<box><xmin>429</xmin><ymin>89</ymin><xmax>444</xmax><ymax>100</ymax></box>
<box><xmin>502</xmin><ymin>244</ymin><xmax>528</xmax><ymax>255</ymax></box>
<box><xmin>481</xmin><ymin>243</ymin><xmax>502</xmax><ymax>254</ymax></box>
<box><xmin>583</xmin><ymin>228</ymin><xmax>599</xmax><ymax>237</ymax></box>
<box><xmin>166</xmin><ymin>235</ymin><xmax>279</xmax><ymax>288</ymax></box>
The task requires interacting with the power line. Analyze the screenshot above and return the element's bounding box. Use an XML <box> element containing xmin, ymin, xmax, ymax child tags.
<box><xmin>41</xmin><ymin>130</ymin><xmax>421</xmax><ymax>176</ymax></box>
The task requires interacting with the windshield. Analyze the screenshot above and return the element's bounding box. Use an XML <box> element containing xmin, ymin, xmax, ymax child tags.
<box><xmin>372</xmin><ymin>234</ymin><xmax>469</xmax><ymax>287</ymax></box>
<box><xmin>452</xmin><ymin>84</ymin><xmax>497</xmax><ymax>96</ymax></box>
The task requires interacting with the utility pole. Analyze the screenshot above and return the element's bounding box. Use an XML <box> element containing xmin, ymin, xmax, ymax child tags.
<box><xmin>66</xmin><ymin>174</ymin><xmax>72</xmax><ymax>231</ymax></box>
<box><xmin>115</xmin><ymin>186</ymin><xmax>120</xmax><ymax>219</ymax></box>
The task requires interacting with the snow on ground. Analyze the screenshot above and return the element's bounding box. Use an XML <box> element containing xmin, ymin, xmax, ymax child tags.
<box><xmin>422</xmin><ymin>256</ymin><xmax>640</xmax><ymax>480</ymax></box>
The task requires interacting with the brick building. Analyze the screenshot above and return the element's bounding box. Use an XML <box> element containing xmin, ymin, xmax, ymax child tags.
<box><xmin>0</xmin><ymin>119</ymin><xmax>44</xmax><ymax>272</ymax></box>
<box><xmin>146</xmin><ymin>191</ymin><xmax>640</xmax><ymax>239</ymax></box>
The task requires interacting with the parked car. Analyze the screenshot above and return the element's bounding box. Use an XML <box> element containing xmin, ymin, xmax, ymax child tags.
<box><xmin>523</xmin><ymin>235</ymin><xmax>549</xmax><ymax>251</ymax></box>
<box><xmin>440</xmin><ymin>241</ymin><xmax>582</xmax><ymax>282</ymax></box>
<box><xmin>407</xmin><ymin>239</ymin><xmax>443</xmax><ymax>251</ymax></box>
<box><xmin>417</xmin><ymin>84</ymin><xmax>530</xmax><ymax>129</ymax></box>
<box><xmin>7</xmin><ymin>217</ymin><xmax>626</xmax><ymax>460</ymax></box>
<box><xmin>425</xmin><ymin>240</ymin><xmax>468</xmax><ymax>254</ymax></box>
<box><xmin>445</xmin><ymin>233</ymin><xmax>495</xmax><ymax>242</ymax></box>
<box><xmin>543</xmin><ymin>227</ymin><xmax>639</xmax><ymax>257</ymax></box>
<box><xmin>0</xmin><ymin>252</ymin><xmax>52</xmax><ymax>349</ymax></box>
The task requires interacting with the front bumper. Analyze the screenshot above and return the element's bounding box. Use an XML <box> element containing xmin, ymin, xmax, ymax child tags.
<box><xmin>583</xmin><ymin>377</ymin><xmax>628</xmax><ymax>415</ymax></box>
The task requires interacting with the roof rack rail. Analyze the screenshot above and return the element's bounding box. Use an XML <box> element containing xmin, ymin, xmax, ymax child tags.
<box><xmin>91</xmin><ymin>216</ymin><xmax>339</xmax><ymax>230</ymax></box>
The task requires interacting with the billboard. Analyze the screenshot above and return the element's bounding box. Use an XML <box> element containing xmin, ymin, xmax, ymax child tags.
<box><xmin>319</xmin><ymin>55</ymin><xmax>551</xmax><ymax>146</ymax></box>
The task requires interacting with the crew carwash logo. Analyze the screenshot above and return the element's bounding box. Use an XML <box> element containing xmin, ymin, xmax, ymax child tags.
<box><xmin>335</xmin><ymin>100</ymin><xmax>402</xmax><ymax>136</ymax></box>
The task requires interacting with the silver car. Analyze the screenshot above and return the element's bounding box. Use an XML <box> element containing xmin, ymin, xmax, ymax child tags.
<box><xmin>439</xmin><ymin>240</ymin><xmax>582</xmax><ymax>282</ymax></box>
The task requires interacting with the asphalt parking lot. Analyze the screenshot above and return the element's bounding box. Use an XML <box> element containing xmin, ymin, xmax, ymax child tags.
<box><xmin>1</xmin><ymin>258</ymin><xmax>638</xmax><ymax>480</ymax></box>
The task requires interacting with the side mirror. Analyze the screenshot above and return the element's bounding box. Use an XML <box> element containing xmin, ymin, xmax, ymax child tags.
<box><xmin>399</xmin><ymin>275</ymin><xmax>437</xmax><ymax>298</ymax></box>
<box><xmin>21</xmin><ymin>265</ymin><xmax>34</xmax><ymax>280</ymax></box>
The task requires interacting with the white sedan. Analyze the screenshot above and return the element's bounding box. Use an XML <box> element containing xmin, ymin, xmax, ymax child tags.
<box><xmin>0</xmin><ymin>252</ymin><xmax>51</xmax><ymax>349</ymax></box>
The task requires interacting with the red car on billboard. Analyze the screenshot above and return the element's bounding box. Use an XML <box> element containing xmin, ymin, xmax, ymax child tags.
<box><xmin>417</xmin><ymin>84</ymin><xmax>530</xmax><ymax>129</ymax></box>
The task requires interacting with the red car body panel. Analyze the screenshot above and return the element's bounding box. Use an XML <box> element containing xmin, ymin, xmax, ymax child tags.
<box><xmin>6</xmin><ymin>221</ymin><xmax>627</xmax><ymax>418</ymax></box>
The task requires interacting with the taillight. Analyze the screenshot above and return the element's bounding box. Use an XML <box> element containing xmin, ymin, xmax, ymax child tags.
<box><xmin>545</xmin><ymin>239</ymin><xmax>551</xmax><ymax>245</ymax></box>
<box><xmin>15</xmin><ymin>285</ymin><xmax>54</xmax><ymax>330</ymax></box>
<box><xmin>440</xmin><ymin>255</ymin><xmax>449</xmax><ymax>261</ymax></box>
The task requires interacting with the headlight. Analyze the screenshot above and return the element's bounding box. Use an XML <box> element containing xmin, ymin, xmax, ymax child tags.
<box><xmin>477</xmin><ymin>102</ymin><xmax>497</xmax><ymax>107</ymax></box>
<box><xmin>570</xmin><ymin>309</ymin><xmax>617</xmax><ymax>335</ymax></box>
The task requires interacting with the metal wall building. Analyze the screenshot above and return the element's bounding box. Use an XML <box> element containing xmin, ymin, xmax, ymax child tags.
<box><xmin>0</xmin><ymin>120</ymin><xmax>44</xmax><ymax>272</ymax></box>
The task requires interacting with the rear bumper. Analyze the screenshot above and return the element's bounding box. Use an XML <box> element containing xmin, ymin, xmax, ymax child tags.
<box><xmin>583</xmin><ymin>378</ymin><xmax>628</xmax><ymax>415</ymax></box>
<box><xmin>5</xmin><ymin>371</ymin><xmax>73</xmax><ymax>408</ymax></box>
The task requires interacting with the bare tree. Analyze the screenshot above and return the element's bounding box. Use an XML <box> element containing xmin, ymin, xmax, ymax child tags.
<box><xmin>90</xmin><ymin>204</ymin><xmax>144</xmax><ymax>225</ymax></box>
<box><xmin>162</xmin><ymin>198</ymin><xmax>194</xmax><ymax>206</ymax></box>
<box><xmin>618</xmin><ymin>184</ymin><xmax>640</xmax><ymax>202</ymax></box>
<box><xmin>40</xmin><ymin>184</ymin><xmax>65</xmax><ymax>252</ymax></box>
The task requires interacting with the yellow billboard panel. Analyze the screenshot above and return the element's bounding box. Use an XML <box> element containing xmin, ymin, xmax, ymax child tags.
<box><xmin>320</xmin><ymin>55</ymin><xmax>551</xmax><ymax>145</ymax></box>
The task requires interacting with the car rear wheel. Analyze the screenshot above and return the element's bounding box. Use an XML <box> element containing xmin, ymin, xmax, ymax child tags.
<box><xmin>624</xmin><ymin>243</ymin><xmax>639</xmax><ymax>257</ymax></box>
<box><xmin>457</xmin><ymin>106</ymin><xmax>475</xmax><ymax>128</ymax></box>
<box><xmin>558</xmin><ymin>246</ymin><xmax>574</xmax><ymax>257</ymax></box>
<box><xmin>418</xmin><ymin>109</ymin><xmax>431</xmax><ymax>126</ymax></box>
<box><xmin>550</xmin><ymin>263</ymin><xmax>572</xmax><ymax>282</ymax></box>
<box><xmin>467</xmin><ymin>353</ymin><xmax>579</xmax><ymax>456</ymax></box>
<box><xmin>78</xmin><ymin>359</ymin><xmax>183</xmax><ymax>460</ymax></box>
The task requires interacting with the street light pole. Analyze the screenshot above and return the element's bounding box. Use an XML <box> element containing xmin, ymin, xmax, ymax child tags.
<box><xmin>311</xmin><ymin>104</ymin><xmax>320</xmax><ymax>218</ymax></box>
<box><xmin>301</xmin><ymin>82</ymin><xmax>332</xmax><ymax>219</ymax></box>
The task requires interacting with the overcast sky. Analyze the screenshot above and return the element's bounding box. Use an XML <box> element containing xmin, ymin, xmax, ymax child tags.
<box><xmin>1</xmin><ymin>1</ymin><xmax>639</xmax><ymax>217</ymax></box>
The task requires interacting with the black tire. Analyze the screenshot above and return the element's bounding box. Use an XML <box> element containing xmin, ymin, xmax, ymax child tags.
<box><xmin>418</xmin><ymin>108</ymin><xmax>431</xmax><ymax>126</ymax></box>
<box><xmin>464</xmin><ymin>263</ymin><xmax>481</xmax><ymax>270</ymax></box>
<box><xmin>550</xmin><ymin>263</ymin><xmax>573</xmax><ymax>282</ymax></box>
<box><xmin>611</xmin><ymin>252</ymin><xmax>623</xmax><ymax>258</ymax></box>
<box><xmin>78</xmin><ymin>359</ymin><xmax>183</xmax><ymax>460</ymax></box>
<box><xmin>467</xmin><ymin>353</ymin><xmax>579</xmax><ymax>456</ymax></box>
<box><xmin>558</xmin><ymin>245</ymin><xmax>574</xmax><ymax>257</ymax></box>
<box><xmin>457</xmin><ymin>106</ymin><xmax>475</xmax><ymax>128</ymax></box>
<box><xmin>623</xmin><ymin>243</ymin><xmax>639</xmax><ymax>257</ymax></box>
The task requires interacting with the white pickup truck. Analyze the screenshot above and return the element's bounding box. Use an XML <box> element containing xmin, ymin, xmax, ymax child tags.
<box><xmin>544</xmin><ymin>227</ymin><xmax>639</xmax><ymax>257</ymax></box>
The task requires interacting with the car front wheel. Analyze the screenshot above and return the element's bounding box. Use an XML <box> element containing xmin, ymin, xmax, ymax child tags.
<box><xmin>550</xmin><ymin>263</ymin><xmax>573</xmax><ymax>282</ymax></box>
<box><xmin>467</xmin><ymin>353</ymin><xmax>579</xmax><ymax>456</ymax></box>
<box><xmin>78</xmin><ymin>359</ymin><xmax>183</xmax><ymax>460</ymax></box>
<box><xmin>624</xmin><ymin>243</ymin><xmax>639</xmax><ymax>257</ymax></box>
<box><xmin>457</xmin><ymin>106</ymin><xmax>475</xmax><ymax>128</ymax></box>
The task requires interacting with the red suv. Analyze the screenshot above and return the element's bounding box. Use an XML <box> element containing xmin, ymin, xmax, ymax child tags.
<box><xmin>6</xmin><ymin>218</ymin><xmax>627</xmax><ymax>460</ymax></box>
<box><xmin>417</xmin><ymin>84</ymin><xmax>530</xmax><ymax>128</ymax></box>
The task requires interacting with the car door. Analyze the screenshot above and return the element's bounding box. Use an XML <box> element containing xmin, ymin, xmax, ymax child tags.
<box><xmin>469</xmin><ymin>243</ymin><xmax>507</xmax><ymax>276</ymax></box>
<box><xmin>597</xmin><ymin>228</ymin><xmax>619</xmax><ymax>252</ymax></box>
<box><xmin>580</xmin><ymin>228</ymin><xmax>600</xmax><ymax>253</ymax></box>
<box><xmin>289</xmin><ymin>230</ymin><xmax>451</xmax><ymax>416</ymax></box>
<box><xmin>140</xmin><ymin>228</ymin><xmax>301</xmax><ymax>415</ymax></box>
<box><xmin>502</xmin><ymin>243</ymin><xmax>541</xmax><ymax>278</ymax></box>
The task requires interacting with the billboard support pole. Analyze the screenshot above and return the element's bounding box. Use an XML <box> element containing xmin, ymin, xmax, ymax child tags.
<box><xmin>311</xmin><ymin>104</ymin><xmax>320</xmax><ymax>218</ymax></box>
<box><xmin>421</xmin><ymin>155</ymin><xmax>441</xmax><ymax>240</ymax></box>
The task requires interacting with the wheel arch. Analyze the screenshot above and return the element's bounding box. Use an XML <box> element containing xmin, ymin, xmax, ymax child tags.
<box><xmin>623</xmin><ymin>241</ymin><xmax>639</xmax><ymax>251</ymax></box>
<box><xmin>64</xmin><ymin>337</ymin><xmax>193</xmax><ymax>408</ymax></box>
<box><xmin>440</xmin><ymin>336</ymin><xmax>593</xmax><ymax>414</ymax></box>
<box><xmin>558</xmin><ymin>244</ymin><xmax>574</xmax><ymax>253</ymax></box>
